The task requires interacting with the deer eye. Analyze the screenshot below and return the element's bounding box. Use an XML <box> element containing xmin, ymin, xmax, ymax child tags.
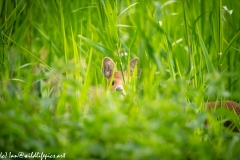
<box><xmin>112</xmin><ymin>81</ymin><xmax>115</xmax><ymax>86</ymax></box>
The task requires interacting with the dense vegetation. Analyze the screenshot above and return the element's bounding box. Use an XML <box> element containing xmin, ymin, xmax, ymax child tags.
<box><xmin>1</xmin><ymin>0</ymin><xmax>240</xmax><ymax>159</ymax></box>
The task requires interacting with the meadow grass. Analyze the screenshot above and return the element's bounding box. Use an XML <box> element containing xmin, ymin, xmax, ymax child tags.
<box><xmin>1</xmin><ymin>0</ymin><xmax>240</xmax><ymax>159</ymax></box>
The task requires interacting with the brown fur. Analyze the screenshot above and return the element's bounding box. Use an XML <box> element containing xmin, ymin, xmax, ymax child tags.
<box><xmin>205</xmin><ymin>101</ymin><xmax>240</xmax><ymax>115</ymax></box>
<box><xmin>102</xmin><ymin>57</ymin><xmax>240</xmax><ymax>132</ymax></box>
<box><xmin>102</xmin><ymin>57</ymin><xmax>140</xmax><ymax>93</ymax></box>
<box><xmin>205</xmin><ymin>100</ymin><xmax>240</xmax><ymax>132</ymax></box>
<box><xmin>107</xmin><ymin>71</ymin><xmax>124</xmax><ymax>92</ymax></box>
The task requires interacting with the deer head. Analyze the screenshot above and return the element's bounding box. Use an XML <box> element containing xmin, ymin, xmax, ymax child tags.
<box><xmin>102</xmin><ymin>57</ymin><xmax>141</xmax><ymax>94</ymax></box>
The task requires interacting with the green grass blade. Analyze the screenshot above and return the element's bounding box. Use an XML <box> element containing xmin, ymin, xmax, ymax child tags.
<box><xmin>78</xmin><ymin>35</ymin><xmax>113</xmax><ymax>56</ymax></box>
<box><xmin>0</xmin><ymin>0</ymin><xmax>25</xmax><ymax>31</ymax></box>
<box><xmin>118</xmin><ymin>2</ymin><xmax>138</xmax><ymax>17</ymax></box>
<box><xmin>2</xmin><ymin>33</ymin><xmax>51</xmax><ymax>71</ymax></box>
<box><xmin>220</xmin><ymin>31</ymin><xmax>240</xmax><ymax>64</ymax></box>
<box><xmin>59</xmin><ymin>1</ymin><xmax>68</xmax><ymax>64</ymax></box>
<box><xmin>197</xmin><ymin>27</ymin><xmax>215</xmax><ymax>74</ymax></box>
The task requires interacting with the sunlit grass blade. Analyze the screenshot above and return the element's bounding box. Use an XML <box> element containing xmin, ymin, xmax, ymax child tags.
<box><xmin>220</xmin><ymin>31</ymin><xmax>240</xmax><ymax>64</ymax></box>
<box><xmin>118</xmin><ymin>2</ymin><xmax>138</xmax><ymax>17</ymax></box>
<box><xmin>0</xmin><ymin>0</ymin><xmax>25</xmax><ymax>31</ymax></box>
<box><xmin>96</xmin><ymin>0</ymin><xmax>105</xmax><ymax>29</ymax></box>
<box><xmin>196</xmin><ymin>27</ymin><xmax>215</xmax><ymax>74</ymax></box>
<box><xmin>79</xmin><ymin>44</ymin><xmax>93</xmax><ymax>108</ymax></box>
<box><xmin>72</xmin><ymin>5</ymin><xmax>96</xmax><ymax>12</ymax></box>
<box><xmin>33</xmin><ymin>25</ymin><xmax>60</xmax><ymax>53</ymax></box>
<box><xmin>71</xmin><ymin>25</ymin><xmax>80</xmax><ymax>80</ymax></box>
<box><xmin>104</xmin><ymin>1</ymin><xmax>119</xmax><ymax>45</ymax></box>
<box><xmin>78</xmin><ymin>35</ymin><xmax>113</xmax><ymax>56</ymax></box>
<box><xmin>59</xmin><ymin>1</ymin><xmax>68</xmax><ymax>64</ymax></box>
<box><xmin>2</xmin><ymin>33</ymin><xmax>51</xmax><ymax>71</ymax></box>
<box><xmin>211</xmin><ymin>0</ymin><xmax>223</xmax><ymax>63</ymax></box>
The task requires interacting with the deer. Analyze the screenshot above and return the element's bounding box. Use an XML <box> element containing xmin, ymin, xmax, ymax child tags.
<box><xmin>204</xmin><ymin>101</ymin><xmax>240</xmax><ymax>132</ymax></box>
<box><xmin>101</xmin><ymin>57</ymin><xmax>240</xmax><ymax>132</ymax></box>
<box><xmin>102</xmin><ymin>57</ymin><xmax>141</xmax><ymax>95</ymax></box>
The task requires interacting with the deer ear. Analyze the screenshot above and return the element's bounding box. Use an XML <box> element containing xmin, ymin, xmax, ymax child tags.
<box><xmin>102</xmin><ymin>57</ymin><xmax>115</xmax><ymax>79</ymax></box>
<box><xmin>129</xmin><ymin>57</ymin><xmax>141</xmax><ymax>77</ymax></box>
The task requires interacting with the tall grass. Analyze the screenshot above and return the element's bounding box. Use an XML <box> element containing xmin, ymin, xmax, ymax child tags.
<box><xmin>1</xmin><ymin>0</ymin><xmax>240</xmax><ymax>159</ymax></box>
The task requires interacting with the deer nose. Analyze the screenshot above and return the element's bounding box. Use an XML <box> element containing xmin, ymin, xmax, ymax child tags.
<box><xmin>116</xmin><ymin>86</ymin><xmax>123</xmax><ymax>92</ymax></box>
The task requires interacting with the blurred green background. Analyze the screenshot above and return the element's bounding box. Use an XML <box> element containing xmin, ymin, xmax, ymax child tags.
<box><xmin>1</xmin><ymin>0</ymin><xmax>240</xmax><ymax>159</ymax></box>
